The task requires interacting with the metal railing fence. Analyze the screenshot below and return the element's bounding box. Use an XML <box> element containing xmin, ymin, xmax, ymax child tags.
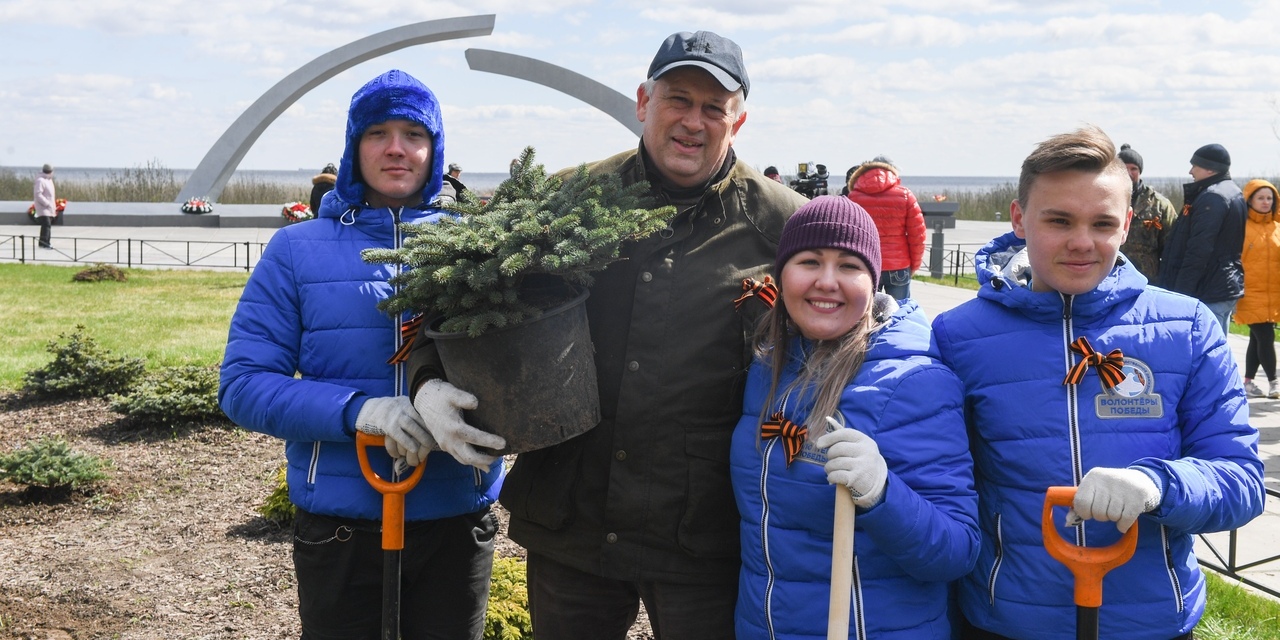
<box><xmin>1197</xmin><ymin>487</ymin><xmax>1280</xmax><ymax>599</ymax></box>
<box><xmin>922</xmin><ymin>242</ymin><xmax>983</xmax><ymax>284</ymax></box>
<box><xmin>1</xmin><ymin>234</ymin><xmax>266</xmax><ymax>271</ymax></box>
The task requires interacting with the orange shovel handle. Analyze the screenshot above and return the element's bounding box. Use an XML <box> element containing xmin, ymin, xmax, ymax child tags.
<box><xmin>1042</xmin><ymin>486</ymin><xmax>1138</xmax><ymax>608</ymax></box>
<box><xmin>356</xmin><ymin>432</ymin><xmax>427</xmax><ymax>551</ymax></box>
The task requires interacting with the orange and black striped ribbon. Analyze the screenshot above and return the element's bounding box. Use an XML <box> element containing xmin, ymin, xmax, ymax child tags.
<box><xmin>734</xmin><ymin>275</ymin><xmax>778</xmax><ymax>310</ymax></box>
<box><xmin>386</xmin><ymin>314</ymin><xmax>424</xmax><ymax>365</ymax></box>
<box><xmin>761</xmin><ymin>411</ymin><xmax>807</xmax><ymax>467</ymax></box>
<box><xmin>1062</xmin><ymin>336</ymin><xmax>1125</xmax><ymax>389</ymax></box>
<box><xmin>1142</xmin><ymin>218</ymin><xmax>1163</xmax><ymax>230</ymax></box>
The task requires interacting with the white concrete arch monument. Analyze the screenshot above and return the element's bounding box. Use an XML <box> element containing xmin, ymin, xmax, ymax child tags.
<box><xmin>463</xmin><ymin>49</ymin><xmax>642</xmax><ymax>138</ymax></box>
<box><xmin>176</xmin><ymin>15</ymin><xmax>495</xmax><ymax>203</ymax></box>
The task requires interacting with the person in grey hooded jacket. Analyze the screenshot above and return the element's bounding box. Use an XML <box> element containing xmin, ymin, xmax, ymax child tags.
<box><xmin>219</xmin><ymin>69</ymin><xmax>502</xmax><ymax>639</ymax></box>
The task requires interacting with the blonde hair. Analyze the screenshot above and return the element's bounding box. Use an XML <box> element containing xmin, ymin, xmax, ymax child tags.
<box><xmin>753</xmin><ymin>295</ymin><xmax>877</xmax><ymax>442</ymax></box>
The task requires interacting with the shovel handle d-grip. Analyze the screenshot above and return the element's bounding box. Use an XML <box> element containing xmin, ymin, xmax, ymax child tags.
<box><xmin>356</xmin><ymin>432</ymin><xmax>426</xmax><ymax>551</ymax></box>
<box><xmin>1042</xmin><ymin>486</ymin><xmax>1138</xmax><ymax>608</ymax></box>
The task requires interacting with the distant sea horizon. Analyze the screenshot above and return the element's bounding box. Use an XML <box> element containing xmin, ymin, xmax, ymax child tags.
<box><xmin>11</xmin><ymin>165</ymin><xmax>1196</xmax><ymax>198</ymax></box>
<box><xmin>5</xmin><ymin>165</ymin><xmax>1026</xmax><ymax>197</ymax></box>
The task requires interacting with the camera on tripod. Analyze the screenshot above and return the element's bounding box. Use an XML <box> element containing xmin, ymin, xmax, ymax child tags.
<box><xmin>788</xmin><ymin>162</ymin><xmax>830</xmax><ymax>199</ymax></box>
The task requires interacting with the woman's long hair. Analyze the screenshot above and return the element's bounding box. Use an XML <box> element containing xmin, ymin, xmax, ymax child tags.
<box><xmin>754</xmin><ymin>291</ymin><xmax>879</xmax><ymax>443</ymax></box>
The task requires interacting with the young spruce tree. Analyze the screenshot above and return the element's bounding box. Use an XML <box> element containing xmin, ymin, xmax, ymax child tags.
<box><xmin>364</xmin><ymin>146</ymin><xmax>676</xmax><ymax>337</ymax></box>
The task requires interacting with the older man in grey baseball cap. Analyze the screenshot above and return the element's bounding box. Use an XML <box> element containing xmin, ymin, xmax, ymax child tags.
<box><xmin>409</xmin><ymin>29</ymin><xmax>806</xmax><ymax>640</ymax></box>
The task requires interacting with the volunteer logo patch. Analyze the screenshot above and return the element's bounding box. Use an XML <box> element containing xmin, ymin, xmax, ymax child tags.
<box><xmin>1094</xmin><ymin>357</ymin><xmax>1163</xmax><ymax>419</ymax></box>
<box><xmin>795</xmin><ymin>413</ymin><xmax>844</xmax><ymax>467</ymax></box>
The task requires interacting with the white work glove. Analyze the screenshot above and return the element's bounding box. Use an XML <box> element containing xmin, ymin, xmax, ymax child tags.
<box><xmin>1066</xmin><ymin>467</ymin><xmax>1162</xmax><ymax>533</ymax></box>
<box><xmin>382</xmin><ymin>438</ymin><xmax>420</xmax><ymax>476</ymax></box>
<box><xmin>412</xmin><ymin>379</ymin><xmax>506</xmax><ymax>470</ymax></box>
<box><xmin>355</xmin><ymin>396</ymin><xmax>435</xmax><ymax>467</ymax></box>
<box><xmin>816</xmin><ymin>427</ymin><xmax>889</xmax><ymax>509</ymax></box>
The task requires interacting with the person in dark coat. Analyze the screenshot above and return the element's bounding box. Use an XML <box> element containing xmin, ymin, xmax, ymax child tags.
<box><xmin>1158</xmin><ymin>143</ymin><xmax>1246</xmax><ymax>335</ymax></box>
<box><xmin>309</xmin><ymin>163</ymin><xmax>337</xmax><ymax>216</ymax></box>
<box><xmin>442</xmin><ymin>161</ymin><xmax>468</xmax><ymax>200</ymax></box>
<box><xmin>408</xmin><ymin>29</ymin><xmax>807</xmax><ymax>640</ymax></box>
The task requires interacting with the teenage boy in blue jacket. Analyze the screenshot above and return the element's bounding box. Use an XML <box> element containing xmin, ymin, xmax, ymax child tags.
<box><xmin>219</xmin><ymin>69</ymin><xmax>503</xmax><ymax>639</ymax></box>
<box><xmin>932</xmin><ymin>125</ymin><xmax>1264</xmax><ymax>640</ymax></box>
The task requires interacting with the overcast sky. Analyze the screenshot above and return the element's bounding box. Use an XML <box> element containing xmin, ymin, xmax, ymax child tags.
<box><xmin>5</xmin><ymin>1</ymin><xmax>1280</xmax><ymax>179</ymax></box>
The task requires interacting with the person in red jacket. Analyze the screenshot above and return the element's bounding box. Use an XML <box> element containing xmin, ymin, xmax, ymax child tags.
<box><xmin>846</xmin><ymin>155</ymin><xmax>925</xmax><ymax>300</ymax></box>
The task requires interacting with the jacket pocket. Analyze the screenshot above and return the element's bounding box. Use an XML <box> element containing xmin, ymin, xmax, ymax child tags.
<box><xmin>499</xmin><ymin>436</ymin><xmax>585</xmax><ymax>531</ymax></box>
<box><xmin>678</xmin><ymin>429</ymin><xmax>740</xmax><ymax>558</ymax></box>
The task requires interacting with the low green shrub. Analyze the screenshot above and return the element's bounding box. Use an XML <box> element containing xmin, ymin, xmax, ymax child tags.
<box><xmin>72</xmin><ymin>263</ymin><xmax>128</xmax><ymax>282</ymax></box>
<box><xmin>485</xmin><ymin>555</ymin><xmax>532</xmax><ymax>640</ymax></box>
<box><xmin>0</xmin><ymin>436</ymin><xmax>108</xmax><ymax>491</ymax></box>
<box><xmin>257</xmin><ymin>466</ymin><xmax>295</xmax><ymax>525</ymax></box>
<box><xmin>22</xmin><ymin>326</ymin><xmax>145</xmax><ymax>399</ymax></box>
<box><xmin>109</xmin><ymin>365</ymin><xmax>228</xmax><ymax>429</ymax></box>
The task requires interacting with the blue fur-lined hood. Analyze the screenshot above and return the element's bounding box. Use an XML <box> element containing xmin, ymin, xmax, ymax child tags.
<box><xmin>333</xmin><ymin>69</ymin><xmax>445</xmax><ymax>211</ymax></box>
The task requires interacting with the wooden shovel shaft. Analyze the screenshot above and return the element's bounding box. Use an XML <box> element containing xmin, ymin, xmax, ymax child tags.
<box><xmin>828</xmin><ymin>486</ymin><xmax>856</xmax><ymax>640</ymax></box>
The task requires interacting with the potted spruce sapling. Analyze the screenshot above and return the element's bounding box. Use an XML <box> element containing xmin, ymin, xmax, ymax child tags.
<box><xmin>363</xmin><ymin>146</ymin><xmax>676</xmax><ymax>453</ymax></box>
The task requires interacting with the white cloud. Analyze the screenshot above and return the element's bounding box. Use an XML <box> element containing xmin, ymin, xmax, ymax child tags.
<box><xmin>5</xmin><ymin>2</ymin><xmax>1280</xmax><ymax>176</ymax></box>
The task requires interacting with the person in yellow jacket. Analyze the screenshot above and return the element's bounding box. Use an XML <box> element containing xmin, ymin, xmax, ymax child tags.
<box><xmin>1237</xmin><ymin>178</ymin><xmax>1280</xmax><ymax>398</ymax></box>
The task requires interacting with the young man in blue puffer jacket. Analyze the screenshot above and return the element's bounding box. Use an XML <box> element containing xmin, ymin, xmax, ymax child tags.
<box><xmin>933</xmin><ymin>125</ymin><xmax>1264</xmax><ymax>640</ymax></box>
<box><xmin>219</xmin><ymin>69</ymin><xmax>503</xmax><ymax>639</ymax></box>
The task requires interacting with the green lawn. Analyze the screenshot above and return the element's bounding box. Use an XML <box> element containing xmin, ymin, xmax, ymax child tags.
<box><xmin>0</xmin><ymin>263</ymin><xmax>247</xmax><ymax>391</ymax></box>
<box><xmin>1203</xmin><ymin>572</ymin><xmax>1280</xmax><ymax>638</ymax></box>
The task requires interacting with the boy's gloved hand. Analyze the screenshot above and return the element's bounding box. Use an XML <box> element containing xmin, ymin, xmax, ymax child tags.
<box><xmin>412</xmin><ymin>379</ymin><xmax>506</xmax><ymax>470</ymax></box>
<box><xmin>1067</xmin><ymin>467</ymin><xmax>1162</xmax><ymax>532</ymax></box>
<box><xmin>817</xmin><ymin>428</ymin><xmax>888</xmax><ymax>509</ymax></box>
<box><xmin>355</xmin><ymin>396</ymin><xmax>435</xmax><ymax>467</ymax></box>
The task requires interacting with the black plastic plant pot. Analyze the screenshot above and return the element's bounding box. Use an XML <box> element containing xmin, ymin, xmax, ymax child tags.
<box><xmin>425</xmin><ymin>283</ymin><xmax>601</xmax><ymax>455</ymax></box>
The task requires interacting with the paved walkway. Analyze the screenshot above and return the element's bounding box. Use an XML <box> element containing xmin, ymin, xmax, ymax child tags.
<box><xmin>4</xmin><ymin>219</ymin><xmax>1279</xmax><ymax>597</ymax></box>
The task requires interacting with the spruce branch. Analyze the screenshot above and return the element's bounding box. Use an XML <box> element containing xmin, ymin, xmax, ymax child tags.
<box><xmin>365</xmin><ymin>146</ymin><xmax>676</xmax><ymax>337</ymax></box>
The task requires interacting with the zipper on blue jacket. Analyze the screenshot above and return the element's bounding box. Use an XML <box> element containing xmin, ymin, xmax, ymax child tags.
<box><xmin>760</xmin><ymin>438</ymin><xmax>778</xmax><ymax>639</ymax></box>
<box><xmin>308</xmin><ymin>441</ymin><xmax>321</xmax><ymax>485</ymax></box>
<box><xmin>1160</xmin><ymin>524</ymin><xmax>1185</xmax><ymax>612</ymax></box>
<box><xmin>391</xmin><ymin>206</ymin><xmax>406</xmax><ymax>483</ymax></box>
<box><xmin>392</xmin><ymin>206</ymin><xmax>405</xmax><ymax>400</ymax></box>
<box><xmin>852</xmin><ymin>556</ymin><xmax>867</xmax><ymax>640</ymax></box>
<box><xmin>987</xmin><ymin>512</ymin><xmax>1004</xmax><ymax>605</ymax></box>
<box><xmin>1060</xmin><ymin>293</ymin><xmax>1087</xmax><ymax>547</ymax></box>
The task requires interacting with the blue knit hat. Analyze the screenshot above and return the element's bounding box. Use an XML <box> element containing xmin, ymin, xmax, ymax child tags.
<box><xmin>334</xmin><ymin>69</ymin><xmax>445</xmax><ymax>210</ymax></box>
<box><xmin>775</xmin><ymin>195</ymin><xmax>881</xmax><ymax>289</ymax></box>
